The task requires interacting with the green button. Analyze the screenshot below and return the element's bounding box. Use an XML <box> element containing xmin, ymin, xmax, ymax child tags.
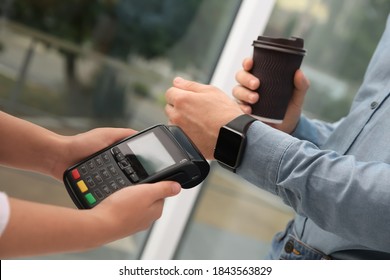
<box><xmin>85</xmin><ymin>193</ymin><xmax>97</xmax><ymax>205</ymax></box>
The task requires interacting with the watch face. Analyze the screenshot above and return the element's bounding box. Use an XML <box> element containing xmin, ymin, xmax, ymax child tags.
<box><xmin>214</xmin><ymin>126</ymin><xmax>244</xmax><ymax>168</ymax></box>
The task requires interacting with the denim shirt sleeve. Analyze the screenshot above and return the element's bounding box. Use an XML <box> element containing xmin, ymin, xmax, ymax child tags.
<box><xmin>291</xmin><ymin>115</ymin><xmax>343</xmax><ymax>148</ymax></box>
<box><xmin>237</xmin><ymin>121</ymin><xmax>390</xmax><ymax>252</ymax></box>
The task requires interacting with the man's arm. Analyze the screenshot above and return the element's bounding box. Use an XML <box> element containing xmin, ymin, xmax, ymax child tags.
<box><xmin>165</xmin><ymin>77</ymin><xmax>390</xmax><ymax>253</ymax></box>
<box><xmin>239</xmin><ymin>121</ymin><xmax>390</xmax><ymax>253</ymax></box>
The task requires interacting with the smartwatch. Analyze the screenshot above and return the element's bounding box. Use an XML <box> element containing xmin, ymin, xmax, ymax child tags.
<box><xmin>214</xmin><ymin>114</ymin><xmax>257</xmax><ymax>172</ymax></box>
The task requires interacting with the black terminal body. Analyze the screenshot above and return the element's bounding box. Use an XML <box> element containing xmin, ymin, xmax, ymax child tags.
<box><xmin>63</xmin><ymin>125</ymin><xmax>209</xmax><ymax>209</ymax></box>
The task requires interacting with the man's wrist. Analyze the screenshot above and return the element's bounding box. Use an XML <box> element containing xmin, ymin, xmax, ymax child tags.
<box><xmin>214</xmin><ymin>114</ymin><xmax>257</xmax><ymax>172</ymax></box>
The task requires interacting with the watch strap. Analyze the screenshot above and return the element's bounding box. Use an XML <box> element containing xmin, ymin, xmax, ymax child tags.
<box><xmin>225</xmin><ymin>114</ymin><xmax>257</xmax><ymax>133</ymax></box>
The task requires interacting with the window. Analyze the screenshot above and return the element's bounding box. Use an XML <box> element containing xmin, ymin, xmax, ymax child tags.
<box><xmin>174</xmin><ymin>0</ymin><xmax>389</xmax><ymax>260</ymax></box>
<box><xmin>265</xmin><ymin>0</ymin><xmax>390</xmax><ymax>121</ymax></box>
<box><xmin>0</xmin><ymin>0</ymin><xmax>241</xmax><ymax>259</ymax></box>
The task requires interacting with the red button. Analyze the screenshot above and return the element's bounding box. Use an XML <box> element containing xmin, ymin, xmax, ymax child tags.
<box><xmin>71</xmin><ymin>169</ymin><xmax>81</xmax><ymax>180</ymax></box>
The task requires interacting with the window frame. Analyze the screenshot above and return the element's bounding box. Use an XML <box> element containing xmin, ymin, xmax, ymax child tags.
<box><xmin>139</xmin><ymin>0</ymin><xmax>276</xmax><ymax>260</ymax></box>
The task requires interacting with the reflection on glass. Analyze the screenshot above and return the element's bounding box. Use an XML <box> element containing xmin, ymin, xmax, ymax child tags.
<box><xmin>175</xmin><ymin>165</ymin><xmax>293</xmax><ymax>260</ymax></box>
<box><xmin>0</xmin><ymin>0</ymin><xmax>241</xmax><ymax>259</ymax></box>
<box><xmin>174</xmin><ymin>0</ymin><xmax>390</xmax><ymax>260</ymax></box>
<box><xmin>264</xmin><ymin>0</ymin><xmax>390</xmax><ymax>121</ymax></box>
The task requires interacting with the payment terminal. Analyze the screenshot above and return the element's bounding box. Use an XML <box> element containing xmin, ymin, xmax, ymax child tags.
<box><xmin>63</xmin><ymin>125</ymin><xmax>209</xmax><ymax>209</ymax></box>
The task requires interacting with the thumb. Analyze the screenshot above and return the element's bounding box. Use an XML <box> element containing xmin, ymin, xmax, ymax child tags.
<box><xmin>173</xmin><ymin>77</ymin><xmax>209</xmax><ymax>93</ymax></box>
<box><xmin>291</xmin><ymin>69</ymin><xmax>310</xmax><ymax>107</ymax></box>
<box><xmin>142</xmin><ymin>181</ymin><xmax>182</xmax><ymax>201</ymax></box>
<box><xmin>98</xmin><ymin>128</ymin><xmax>136</xmax><ymax>143</ymax></box>
<box><xmin>294</xmin><ymin>69</ymin><xmax>310</xmax><ymax>92</ymax></box>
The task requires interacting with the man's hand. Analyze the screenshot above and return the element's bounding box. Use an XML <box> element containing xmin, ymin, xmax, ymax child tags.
<box><xmin>233</xmin><ymin>57</ymin><xmax>310</xmax><ymax>134</ymax></box>
<box><xmin>165</xmin><ymin>77</ymin><xmax>243</xmax><ymax>159</ymax></box>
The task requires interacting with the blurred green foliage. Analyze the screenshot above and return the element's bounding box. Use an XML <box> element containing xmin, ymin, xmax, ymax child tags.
<box><xmin>266</xmin><ymin>0</ymin><xmax>390</xmax><ymax>121</ymax></box>
<box><xmin>9</xmin><ymin>0</ymin><xmax>203</xmax><ymax>60</ymax></box>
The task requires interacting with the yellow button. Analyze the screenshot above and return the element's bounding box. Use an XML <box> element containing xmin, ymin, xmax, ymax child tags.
<box><xmin>77</xmin><ymin>180</ymin><xmax>88</xmax><ymax>193</ymax></box>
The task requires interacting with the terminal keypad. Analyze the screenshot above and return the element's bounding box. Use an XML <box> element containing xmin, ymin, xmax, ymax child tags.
<box><xmin>69</xmin><ymin>148</ymin><xmax>142</xmax><ymax>207</ymax></box>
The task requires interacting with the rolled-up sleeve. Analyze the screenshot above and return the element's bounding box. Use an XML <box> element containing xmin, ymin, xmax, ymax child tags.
<box><xmin>237</xmin><ymin>120</ymin><xmax>390</xmax><ymax>252</ymax></box>
<box><xmin>291</xmin><ymin>115</ymin><xmax>343</xmax><ymax>147</ymax></box>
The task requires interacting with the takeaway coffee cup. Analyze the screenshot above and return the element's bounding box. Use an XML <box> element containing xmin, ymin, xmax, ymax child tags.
<box><xmin>250</xmin><ymin>36</ymin><xmax>306</xmax><ymax>123</ymax></box>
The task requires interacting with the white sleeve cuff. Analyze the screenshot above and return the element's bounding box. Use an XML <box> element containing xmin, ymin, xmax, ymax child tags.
<box><xmin>0</xmin><ymin>192</ymin><xmax>10</xmax><ymax>236</ymax></box>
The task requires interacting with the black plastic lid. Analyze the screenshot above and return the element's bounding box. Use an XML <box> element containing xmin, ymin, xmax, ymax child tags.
<box><xmin>253</xmin><ymin>36</ymin><xmax>306</xmax><ymax>55</ymax></box>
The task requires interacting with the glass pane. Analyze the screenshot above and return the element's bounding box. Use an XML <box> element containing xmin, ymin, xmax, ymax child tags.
<box><xmin>0</xmin><ymin>0</ymin><xmax>241</xmax><ymax>259</ymax></box>
<box><xmin>264</xmin><ymin>0</ymin><xmax>390</xmax><ymax>122</ymax></box>
<box><xmin>175</xmin><ymin>164</ymin><xmax>293</xmax><ymax>259</ymax></box>
<box><xmin>175</xmin><ymin>0</ymin><xmax>389</xmax><ymax>259</ymax></box>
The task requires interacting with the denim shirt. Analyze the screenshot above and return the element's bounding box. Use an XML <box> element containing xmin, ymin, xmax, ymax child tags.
<box><xmin>238</xmin><ymin>14</ymin><xmax>390</xmax><ymax>255</ymax></box>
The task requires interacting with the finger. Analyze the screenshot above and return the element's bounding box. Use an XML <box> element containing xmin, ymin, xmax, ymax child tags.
<box><xmin>164</xmin><ymin>103</ymin><xmax>177</xmax><ymax>124</ymax></box>
<box><xmin>172</xmin><ymin>77</ymin><xmax>210</xmax><ymax>92</ymax></box>
<box><xmin>294</xmin><ymin>69</ymin><xmax>310</xmax><ymax>91</ymax></box>
<box><xmin>242</xmin><ymin>57</ymin><xmax>254</xmax><ymax>71</ymax></box>
<box><xmin>89</xmin><ymin>128</ymin><xmax>136</xmax><ymax>144</ymax></box>
<box><xmin>238</xmin><ymin>103</ymin><xmax>253</xmax><ymax>114</ymax></box>
<box><xmin>165</xmin><ymin>87</ymin><xmax>175</xmax><ymax>106</ymax></box>
<box><xmin>291</xmin><ymin>70</ymin><xmax>310</xmax><ymax>108</ymax></box>
<box><xmin>141</xmin><ymin>181</ymin><xmax>182</xmax><ymax>201</ymax></box>
<box><xmin>232</xmin><ymin>85</ymin><xmax>259</xmax><ymax>104</ymax></box>
<box><xmin>235</xmin><ymin>69</ymin><xmax>259</xmax><ymax>90</ymax></box>
<box><xmin>165</xmin><ymin>86</ymin><xmax>192</xmax><ymax>107</ymax></box>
